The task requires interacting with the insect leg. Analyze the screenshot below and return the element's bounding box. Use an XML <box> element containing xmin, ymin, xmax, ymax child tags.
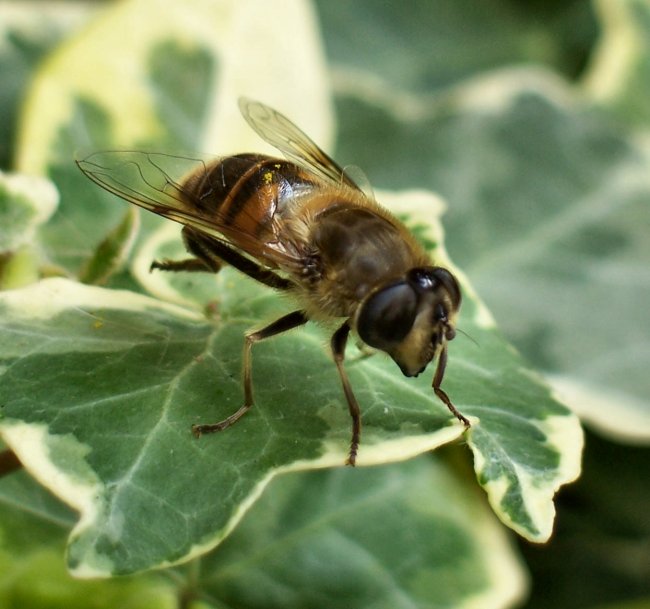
<box><xmin>150</xmin><ymin>227</ymin><xmax>221</xmax><ymax>273</ymax></box>
<box><xmin>150</xmin><ymin>258</ymin><xmax>213</xmax><ymax>273</ymax></box>
<box><xmin>192</xmin><ymin>310</ymin><xmax>309</xmax><ymax>437</ymax></box>
<box><xmin>184</xmin><ymin>229</ymin><xmax>294</xmax><ymax>290</ymax></box>
<box><xmin>432</xmin><ymin>345</ymin><xmax>471</xmax><ymax>427</ymax></box>
<box><xmin>331</xmin><ymin>321</ymin><xmax>361</xmax><ymax>466</ymax></box>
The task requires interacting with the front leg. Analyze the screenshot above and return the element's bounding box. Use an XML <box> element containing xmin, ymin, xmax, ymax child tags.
<box><xmin>331</xmin><ymin>321</ymin><xmax>362</xmax><ymax>466</ymax></box>
<box><xmin>432</xmin><ymin>344</ymin><xmax>470</xmax><ymax>427</ymax></box>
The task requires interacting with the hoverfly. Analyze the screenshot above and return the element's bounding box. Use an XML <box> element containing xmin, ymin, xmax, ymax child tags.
<box><xmin>77</xmin><ymin>98</ymin><xmax>469</xmax><ymax>465</ymax></box>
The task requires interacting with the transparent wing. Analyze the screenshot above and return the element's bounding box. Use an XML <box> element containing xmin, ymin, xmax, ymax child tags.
<box><xmin>76</xmin><ymin>150</ymin><xmax>300</xmax><ymax>268</ymax></box>
<box><xmin>76</xmin><ymin>150</ymin><xmax>219</xmax><ymax>231</ymax></box>
<box><xmin>238</xmin><ymin>98</ymin><xmax>365</xmax><ymax>193</ymax></box>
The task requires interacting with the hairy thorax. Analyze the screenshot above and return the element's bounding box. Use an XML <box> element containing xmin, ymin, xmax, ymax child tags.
<box><xmin>298</xmin><ymin>202</ymin><xmax>428</xmax><ymax>319</ymax></box>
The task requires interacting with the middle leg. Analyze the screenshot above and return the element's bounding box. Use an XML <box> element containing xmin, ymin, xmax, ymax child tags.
<box><xmin>192</xmin><ymin>310</ymin><xmax>309</xmax><ymax>437</ymax></box>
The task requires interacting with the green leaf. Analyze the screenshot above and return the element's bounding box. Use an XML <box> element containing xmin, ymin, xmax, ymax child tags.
<box><xmin>194</xmin><ymin>455</ymin><xmax>528</xmax><ymax>609</ymax></box>
<box><xmin>16</xmin><ymin>0</ymin><xmax>332</xmax><ymax>275</ymax></box>
<box><xmin>0</xmin><ymin>549</ymin><xmax>177</xmax><ymax>609</ymax></box>
<box><xmin>0</xmin><ymin>171</ymin><xmax>58</xmax><ymax>288</ymax></box>
<box><xmin>0</xmin><ymin>447</ymin><xmax>529</xmax><ymax>608</ymax></box>
<box><xmin>314</xmin><ymin>0</ymin><xmax>598</xmax><ymax>93</ymax></box>
<box><xmin>518</xmin><ymin>430</ymin><xmax>650</xmax><ymax>609</ymax></box>
<box><xmin>135</xmin><ymin>187</ymin><xmax>583</xmax><ymax>544</ymax></box>
<box><xmin>2</xmin><ymin>0</ymin><xmax>582</xmax><ymax>590</ymax></box>
<box><xmin>332</xmin><ymin>74</ymin><xmax>650</xmax><ymax>444</ymax></box>
<box><xmin>0</xmin><ymin>468</ymin><xmax>178</xmax><ymax>608</ymax></box>
<box><xmin>0</xmin><ymin>246</ymin><xmax>579</xmax><ymax>574</ymax></box>
<box><xmin>0</xmin><ymin>2</ymin><xmax>95</xmax><ymax>169</ymax></box>
<box><xmin>583</xmin><ymin>0</ymin><xmax>650</xmax><ymax>129</ymax></box>
<box><xmin>312</xmin><ymin>0</ymin><xmax>650</xmax><ymax>445</ymax></box>
<box><xmin>0</xmin><ymin>469</ymin><xmax>76</xmax><ymax>550</ymax></box>
<box><xmin>78</xmin><ymin>207</ymin><xmax>140</xmax><ymax>286</ymax></box>
<box><xmin>0</xmin><ymin>171</ymin><xmax>58</xmax><ymax>252</ymax></box>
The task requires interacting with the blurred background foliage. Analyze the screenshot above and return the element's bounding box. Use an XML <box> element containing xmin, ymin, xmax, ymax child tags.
<box><xmin>1</xmin><ymin>0</ymin><xmax>649</xmax><ymax>608</ymax></box>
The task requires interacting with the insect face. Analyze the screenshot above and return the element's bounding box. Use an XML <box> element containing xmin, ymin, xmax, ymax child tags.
<box><xmin>356</xmin><ymin>266</ymin><xmax>461</xmax><ymax>378</ymax></box>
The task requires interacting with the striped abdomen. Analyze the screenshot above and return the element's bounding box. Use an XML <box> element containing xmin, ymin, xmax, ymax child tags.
<box><xmin>181</xmin><ymin>153</ymin><xmax>317</xmax><ymax>243</ymax></box>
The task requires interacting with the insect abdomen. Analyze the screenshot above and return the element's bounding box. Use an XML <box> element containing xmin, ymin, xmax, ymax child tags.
<box><xmin>183</xmin><ymin>154</ymin><xmax>316</xmax><ymax>240</ymax></box>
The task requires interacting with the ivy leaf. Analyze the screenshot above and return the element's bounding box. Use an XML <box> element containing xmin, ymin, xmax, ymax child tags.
<box><xmin>15</xmin><ymin>0</ymin><xmax>332</xmax><ymax>275</ymax></box>
<box><xmin>193</xmin><ymin>455</ymin><xmax>529</xmax><ymax>609</ymax></box>
<box><xmin>0</xmin><ymin>470</ymin><xmax>176</xmax><ymax>608</ymax></box>
<box><xmin>0</xmin><ymin>171</ymin><xmax>58</xmax><ymax>253</ymax></box>
<box><xmin>0</xmin><ymin>439</ymin><xmax>529</xmax><ymax>608</ymax></box>
<box><xmin>0</xmin><ymin>255</ymin><xmax>579</xmax><ymax>575</ymax></box>
<box><xmin>0</xmin><ymin>1</ymin><xmax>95</xmax><ymax>169</ymax></box>
<box><xmin>333</xmin><ymin>74</ymin><xmax>650</xmax><ymax>444</ymax></box>
<box><xmin>78</xmin><ymin>207</ymin><xmax>140</xmax><ymax>286</ymax></box>
<box><xmin>0</xmin><ymin>170</ymin><xmax>58</xmax><ymax>288</ymax></box>
<box><xmin>313</xmin><ymin>0</ymin><xmax>597</xmax><ymax>93</ymax></box>
<box><xmin>583</xmin><ymin>0</ymin><xmax>650</xmax><ymax>129</ymax></box>
<box><xmin>1</xmin><ymin>0</ymin><xmax>581</xmax><ymax>582</ymax></box>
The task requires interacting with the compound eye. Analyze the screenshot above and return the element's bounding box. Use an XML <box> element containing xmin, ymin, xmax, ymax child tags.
<box><xmin>357</xmin><ymin>283</ymin><xmax>418</xmax><ymax>351</ymax></box>
<box><xmin>430</xmin><ymin>267</ymin><xmax>461</xmax><ymax>309</ymax></box>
